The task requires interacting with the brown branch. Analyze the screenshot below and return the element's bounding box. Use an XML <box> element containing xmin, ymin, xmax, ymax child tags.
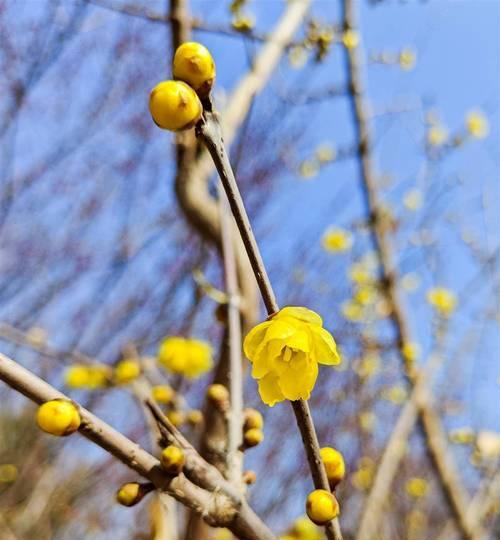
<box><xmin>342</xmin><ymin>1</ymin><xmax>481</xmax><ymax>539</ymax></box>
<box><xmin>0</xmin><ymin>352</ymin><xmax>276</xmax><ymax>540</ymax></box>
<box><xmin>197</xmin><ymin>110</ymin><xmax>343</xmax><ymax>540</ymax></box>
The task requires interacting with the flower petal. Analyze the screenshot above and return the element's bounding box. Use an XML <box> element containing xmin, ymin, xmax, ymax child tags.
<box><xmin>264</xmin><ymin>319</ymin><xmax>297</xmax><ymax>341</ymax></box>
<box><xmin>284</xmin><ymin>329</ymin><xmax>311</xmax><ymax>352</ymax></box>
<box><xmin>277</xmin><ymin>354</ymin><xmax>318</xmax><ymax>401</ymax></box>
<box><xmin>258</xmin><ymin>373</ymin><xmax>285</xmax><ymax>407</ymax></box>
<box><xmin>274</xmin><ymin>306</ymin><xmax>323</xmax><ymax>326</ymax></box>
<box><xmin>243</xmin><ymin>321</ymin><xmax>272</xmax><ymax>361</ymax></box>
<box><xmin>311</xmin><ymin>326</ymin><xmax>341</xmax><ymax>365</ymax></box>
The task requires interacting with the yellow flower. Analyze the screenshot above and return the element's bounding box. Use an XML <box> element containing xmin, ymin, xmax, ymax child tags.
<box><xmin>306</xmin><ymin>489</ymin><xmax>339</xmax><ymax>525</ymax></box>
<box><xmin>149</xmin><ymin>80</ymin><xmax>202</xmax><ymax>131</ymax></box>
<box><xmin>291</xmin><ymin>515</ymin><xmax>322</xmax><ymax>539</ymax></box>
<box><xmin>243</xmin><ymin>307</ymin><xmax>340</xmax><ymax>406</ymax></box>
<box><xmin>116</xmin><ymin>482</ymin><xmax>151</xmax><ymax>507</ymax></box>
<box><xmin>381</xmin><ymin>385</ymin><xmax>408</xmax><ymax>405</ymax></box>
<box><xmin>348</xmin><ymin>263</ymin><xmax>374</xmax><ymax>285</ymax></box>
<box><xmin>354</xmin><ymin>353</ymin><xmax>381</xmax><ymax>378</ymax></box>
<box><xmin>299</xmin><ymin>159</ymin><xmax>319</xmax><ymax>179</ymax></box>
<box><xmin>403</xmin><ymin>189</ymin><xmax>423</xmax><ymax>211</ymax></box>
<box><xmin>152</xmin><ymin>385</ymin><xmax>175</xmax><ymax>404</ymax></box>
<box><xmin>86</xmin><ymin>364</ymin><xmax>111</xmax><ymax>388</ymax></box>
<box><xmin>427</xmin><ymin>287</ymin><xmax>457</xmax><ymax>316</ymax></box>
<box><xmin>160</xmin><ymin>445</ymin><xmax>185</xmax><ymax>474</ymax></box>
<box><xmin>359</xmin><ymin>410</ymin><xmax>376</xmax><ymax>432</ymax></box>
<box><xmin>214</xmin><ymin>529</ymin><xmax>233</xmax><ymax>540</ymax></box>
<box><xmin>405</xmin><ymin>477</ymin><xmax>428</xmax><ymax>498</ymax></box>
<box><xmin>465</xmin><ymin>110</ymin><xmax>489</xmax><ymax>139</ymax></box>
<box><xmin>351</xmin><ymin>458</ymin><xmax>375</xmax><ymax>491</ymax></box>
<box><xmin>114</xmin><ymin>359</ymin><xmax>141</xmax><ymax>384</ymax></box>
<box><xmin>342</xmin><ymin>29</ymin><xmax>359</xmax><ymax>49</ymax></box>
<box><xmin>315</xmin><ymin>144</ymin><xmax>336</xmax><ymax>163</ymax></box>
<box><xmin>0</xmin><ymin>464</ymin><xmax>18</xmax><ymax>483</ymax></box>
<box><xmin>173</xmin><ymin>42</ymin><xmax>216</xmax><ymax>97</ymax></box>
<box><xmin>399</xmin><ymin>47</ymin><xmax>416</xmax><ymax>70</ymax></box>
<box><xmin>36</xmin><ymin>399</ymin><xmax>81</xmax><ymax>436</ymax></box>
<box><xmin>449</xmin><ymin>427</ymin><xmax>475</xmax><ymax>445</ymax></box>
<box><xmin>353</xmin><ymin>286</ymin><xmax>377</xmax><ymax>306</ymax></box>
<box><xmin>427</xmin><ymin>125</ymin><xmax>448</xmax><ymax>146</ymax></box>
<box><xmin>341</xmin><ymin>300</ymin><xmax>364</xmax><ymax>322</ymax></box>
<box><xmin>232</xmin><ymin>15</ymin><xmax>256</xmax><ymax>33</ymax></box>
<box><xmin>158</xmin><ymin>337</ymin><xmax>213</xmax><ymax>378</ymax></box>
<box><xmin>65</xmin><ymin>364</ymin><xmax>110</xmax><ymax>389</ymax></box>
<box><xmin>322</xmin><ymin>227</ymin><xmax>353</xmax><ymax>253</ymax></box>
<box><xmin>402</xmin><ymin>342</ymin><xmax>420</xmax><ymax>364</ymax></box>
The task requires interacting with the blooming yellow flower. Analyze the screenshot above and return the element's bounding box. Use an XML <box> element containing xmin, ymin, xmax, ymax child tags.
<box><xmin>399</xmin><ymin>47</ymin><xmax>416</xmax><ymax>70</ymax></box>
<box><xmin>243</xmin><ymin>307</ymin><xmax>340</xmax><ymax>406</ymax></box>
<box><xmin>322</xmin><ymin>227</ymin><xmax>353</xmax><ymax>253</ymax></box>
<box><xmin>427</xmin><ymin>287</ymin><xmax>457</xmax><ymax>316</ymax></box>
<box><xmin>427</xmin><ymin>125</ymin><xmax>448</xmax><ymax>146</ymax></box>
<box><xmin>353</xmin><ymin>286</ymin><xmax>377</xmax><ymax>306</ymax></box>
<box><xmin>342</xmin><ymin>29</ymin><xmax>359</xmax><ymax>49</ymax></box>
<box><xmin>403</xmin><ymin>189</ymin><xmax>423</xmax><ymax>211</ymax></box>
<box><xmin>465</xmin><ymin>110</ymin><xmax>489</xmax><ymax>139</ymax></box>
<box><xmin>405</xmin><ymin>477</ymin><xmax>428</xmax><ymax>498</ymax></box>
<box><xmin>158</xmin><ymin>337</ymin><xmax>213</xmax><ymax>378</ymax></box>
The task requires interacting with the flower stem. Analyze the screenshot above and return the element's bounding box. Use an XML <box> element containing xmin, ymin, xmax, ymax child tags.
<box><xmin>197</xmin><ymin>111</ymin><xmax>343</xmax><ymax>540</ymax></box>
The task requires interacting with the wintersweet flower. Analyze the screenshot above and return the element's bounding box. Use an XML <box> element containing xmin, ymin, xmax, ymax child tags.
<box><xmin>322</xmin><ymin>227</ymin><xmax>353</xmax><ymax>253</ymax></box>
<box><xmin>405</xmin><ymin>477</ymin><xmax>428</xmax><ymax>498</ymax></box>
<box><xmin>243</xmin><ymin>307</ymin><xmax>340</xmax><ymax>406</ymax></box>
<box><xmin>465</xmin><ymin>110</ymin><xmax>489</xmax><ymax>139</ymax></box>
<box><xmin>158</xmin><ymin>337</ymin><xmax>213</xmax><ymax>378</ymax></box>
<box><xmin>426</xmin><ymin>287</ymin><xmax>457</xmax><ymax>316</ymax></box>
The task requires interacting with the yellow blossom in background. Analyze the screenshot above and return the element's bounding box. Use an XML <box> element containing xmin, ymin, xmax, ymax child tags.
<box><xmin>214</xmin><ymin>528</ymin><xmax>233</xmax><ymax>540</ymax></box>
<box><xmin>359</xmin><ymin>410</ymin><xmax>376</xmax><ymax>432</ymax></box>
<box><xmin>341</xmin><ymin>300</ymin><xmax>365</xmax><ymax>322</ymax></box>
<box><xmin>401</xmin><ymin>272</ymin><xmax>420</xmax><ymax>292</ymax></box>
<box><xmin>322</xmin><ymin>227</ymin><xmax>353</xmax><ymax>253</ymax></box>
<box><xmin>114</xmin><ymin>359</ymin><xmax>141</xmax><ymax>384</ymax></box>
<box><xmin>351</xmin><ymin>457</ymin><xmax>375</xmax><ymax>491</ymax></box>
<box><xmin>315</xmin><ymin>144</ymin><xmax>336</xmax><ymax>163</ymax></box>
<box><xmin>427</xmin><ymin>287</ymin><xmax>457</xmax><ymax>316</ymax></box>
<box><xmin>476</xmin><ymin>431</ymin><xmax>500</xmax><ymax>459</ymax></box>
<box><xmin>382</xmin><ymin>385</ymin><xmax>408</xmax><ymax>405</ymax></box>
<box><xmin>353</xmin><ymin>286</ymin><xmax>377</xmax><ymax>306</ymax></box>
<box><xmin>427</xmin><ymin>125</ymin><xmax>448</xmax><ymax>146</ymax></box>
<box><xmin>403</xmin><ymin>189</ymin><xmax>423</xmax><ymax>211</ymax></box>
<box><xmin>399</xmin><ymin>47</ymin><xmax>416</xmax><ymax>70</ymax></box>
<box><xmin>449</xmin><ymin>427</ymin><xmax>475</xmax><ymax>445</ymax></box>
<box><xmin>0</xmin><ymin>464</ymin><xmax>18</xmax><ymax>483</ymax></box>
<box><xmin>291</xmin><ymin>515</ymin><xmax>322</xmax><ymax>540</ymax></box>
<box><xmin>407</xmin><ymin>510</ymin><xmax>427</xmax><ymax>536</ymax></box>
<box><xmin>354</xmin><ymin>353</ymin><xmax>381</xmax><ymax>378</ymax></box>
<box><xmin>348</xmin><ymin>264</ymin><xmax>373</xmax><ymax>286</ymax></box>
<box><xmin>232</xmin><ymin>14</ymin><xmax>256</xmax><ymax>33</ymax></box>
<box><xmin>342</xmin><ymin>29</ymin><xmax>359</xmax><ymax>49</ymax></box>
<box><xmin>243</xmin><ymin>307</ymin><xmax>340</xmax><ymax>406</ymax></box>
<box><xmin>465</xmin><ymin>110</ymin><xmax>489</xmax><ymax>139</ymax></box>
<box><xmin>402</xmin><ymin>342</ymin><xmax>420</xmax><ymax>364</ymax></box>
<box><xmin>405</xmin><ymin>477</ymin><xmax>428</xmax><ymax>498</ymax></box>
<box><xmin>158</xmin><ymin>337</ymin><xmax>213</xmax><ymax>378</ymax></box>
<box><xmin>152</xmin><ymin>385</ymin><xmax>175</xmax><ymax>404</ymax></box>
<box><xmin>289</xmin><ymin>45</ymin><xmax>308</xmax><ymax>69</ymax></box>
<box><xmin>65</xmin><ymin>364</ymin><xmax>110</xmax><ymax>389</ymax></box>
<box><xmin>299</xmin><ymin>160</ymin><xmax>319</xmax><ymax>179</ymax></box>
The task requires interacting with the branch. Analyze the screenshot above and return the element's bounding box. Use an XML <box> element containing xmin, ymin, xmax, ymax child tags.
<box><xmin>341</xmin><ymin>1</ymin><xmax>481</xmax><ymax>538</ymax></box>
<box><xmin>197</xmin><ymin>110</ymin><xmax>343</xmax><ymax>540</ymax></box>
<box><xmin>0</xmin><ymin>352</ymin><xmax>276</xmax><ymax>540</ymax></box>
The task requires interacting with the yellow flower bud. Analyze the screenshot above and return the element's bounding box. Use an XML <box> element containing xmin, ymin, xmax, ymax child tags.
<box><xmin>114</xmin><ymin>359</ymin><xmax>141</xmax><ymax>384</ymax></box>
<box><xmin>116</xmin><ymin>482</ymin><xmax>153</xmax><ymax>507</ymax></box>
<box><xmin>187</xmin><ymin>409</ymin><xmax>203</xmax><ymax>426</ymax></box>
<box><xmin>152</xmin><ymin>384</ymin><xmax>175</xmax><ymax>404</ymax></box>
<box><xmin>207</xmin><ymin>383</ymin><xmax>229</xmax><ymax>408</ymax></box>
<box><xmin>65</xmin><ymin>364</ymin><xmax>90</xmax><ymax>388</ymax></box>
<box><xmin>0</xmin><ymin>464</ymin><xmax>18</xmax><ymax>483</ymax></box>
<box><xmin>320</xmin><ymin>447</ymin><xmax>345</xmax><ymax>489</ymax></box>
<box><xmin>173</xmin><ymin>42</ymin><xmax>216</xmax><ymax>97</ymax></box>
<box><xmin>166</xmin><ymin>409</ymin><xmax>185</xmax><ymax>427</ymax></box>
<box><xmin>243</xmin><ymin>408</ymin><xmax>263</xmax><ymax>431</ymax></box>
<box><xmin>405</xmin><ymin>477</ymin><xmax>428</xmax><ymax>498</ymax></box>
<box><xmin>306</xmin><ymin>489</ymin><xmax>339</xmax><ymax>525</ymax></box>
<box><xmin>292</xmin><ymin>516</ymin><xmax>321</xmax><ymax>539</ymax></box>
<box><xmin>36</xmin><ymin>399</ymin><xmax>81</xmax><ymax>436</ymax></box>
<box><xmin>243</xmin><ymin>428</ymin><xmax>264</xmax><ymax>448</ymax></box>
<box><xmin>149</xmin><ymin>80</ymin><xmax>202</xmax><ymax>131</ymax></box>
<box><xmin>242</xmin><ymin>470</ymin><xmax>257</xmax><ymax>485</ymax></box>
<box><xmin>160</xmin><ymin>445</ymin><xmax>185</xmax><ymax>474</ymax></box>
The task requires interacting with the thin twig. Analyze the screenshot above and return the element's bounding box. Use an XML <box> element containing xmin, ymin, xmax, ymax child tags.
<box><xmin>197</xmin><ymin>111</ymin><xmax>343</xmax><ymax>540</ymax></box>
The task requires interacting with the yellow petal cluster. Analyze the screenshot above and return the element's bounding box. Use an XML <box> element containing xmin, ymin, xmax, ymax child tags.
<box><xmin>322</xmin><ymin>227</ymin><xmax>353</xmax><ymax>253</ymax></box>
<box><xmin>158</xmin><ymin>337</ymin><xmax>213</xmax><ymax>378</ymax></box>
<box><xmin>426</xmin><ymin>287</ymin><xmax>457</xmax><ymax>316</ymax></box>
<box><xmin>243</xmin><ymin>307</ymin><xmax>340</xmax><ymax>406</ymax></box>
<box><xmin>114</xmin><ymin>359</ymin><xmax>141</xmax><ymax>384</ymax></box>
<box><xmin>405</xmin><ymin>477</ymin><xmax>428</xmax><ymax>498</ymax></box>
<box><xmin>465</xmin><ymin>110</ymin><xmax>489</xmax><ymax>139</ymax></box>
